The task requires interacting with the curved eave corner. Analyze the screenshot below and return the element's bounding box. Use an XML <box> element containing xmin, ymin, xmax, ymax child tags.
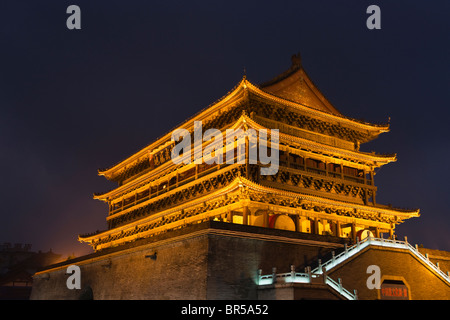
<box><xmin>93</xmin><ymin>192</ymin><xmax>108</xmax><ymax>202</ymax></box>
<box><xmin>94</xmin><ymin>77</ymin><xmax>250</xmax><ymax>183</ymax></box>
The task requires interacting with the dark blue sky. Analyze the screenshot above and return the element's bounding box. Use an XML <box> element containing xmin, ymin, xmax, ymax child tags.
<box><xmin>1</xmin><ymin>1</ymin><xmax>449</xmax><ymax>257</ymax></box>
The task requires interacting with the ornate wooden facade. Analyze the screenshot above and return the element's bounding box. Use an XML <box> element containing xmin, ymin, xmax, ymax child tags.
<box><xmin>79</xmin><ymin>54</ymin><xmax>419</xmax><ymax>251</ymax></box>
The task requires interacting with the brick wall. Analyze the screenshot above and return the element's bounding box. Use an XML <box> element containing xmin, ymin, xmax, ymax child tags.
<box><xmin>31</xmin><ymin>228</ymin><xmax>210</xmax><ymax>299</ymax></box>
<box><xmin>31</xmin><ymin>221</ymin><xmax>449</xmax><ymax>300</ymax></box>
<box><xmin>205</xmin><ymin>226</ymin><xmax>342</xmax><ymax>299</ymax></box>
<box><xmin>31</xmin><ymin>221</ymin><xmax>344</xmax><ymax>300</ymax></box>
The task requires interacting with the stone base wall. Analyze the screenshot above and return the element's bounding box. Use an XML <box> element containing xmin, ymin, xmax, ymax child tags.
<box><xmin>31</xmin><ymin>221</ymin><xmax>450</xmax><ymax>300</ymax></box>
<box><xmin>31</xmin><ymin>221</ymin><xmax>344</xmax><ymax>300</ymax></box>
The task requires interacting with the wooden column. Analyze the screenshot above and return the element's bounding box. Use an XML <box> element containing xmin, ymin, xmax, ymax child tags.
<box><xmin>336</xmin><ymin>221</ymin><xmax>341</xmax><ymax>237</ymax></box>
<box><xmin>330</xmin><ymin>220</ymin><xmax>337</xmax><ymax>236</ymax></box>
<box><xmin>294</xmin><ymin>215</ymin><xmax>300</xmax><ymax>232</ymax></box>
<box><xmin>286</xmin><ymin>150</ymin><xmax>291</xmax><ymax>168</ymax></box>
<box><xmin>370</xmin><ymin>170</ymin><xmax>376</xmax><ymax>205</ymax></box>
<box><xmin>375</xmin><ymin>226</ymin><xmax>380</xmax><ymax>238</ymax></box>
<box><xmin>389</xmin><ymin>224</ymin><xmax>394</xmax><ymax>239</ymax></box>
<box><xmin>263</xmin><ymin>210</ymin><xmax>269</xmax><ymax>228</ymax></box>
<box><xmin>227</xmin><ymin>210</ymin><xmax>234</xmax><ymax>223</ymax></box>
<box><xmin>245</xmin><ymin>134</ymin><xmax>249</xmax><ymax>179</ymax></box>
<box><xmin>351</xmin><ymin>223</ymin><xmax>356</xmax><ymax>241</ymax></box>
<box><xmin>243</xmin><ymin>206</ymin><xmax>249</xmax><ymax>225</ymax></box>
<box><xmin>314</xmin><ymin>217</ymin><xmax>319</xmax><ymax>235</ymax></box>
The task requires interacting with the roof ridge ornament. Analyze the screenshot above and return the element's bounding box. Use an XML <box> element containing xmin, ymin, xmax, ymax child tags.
<box><xmin>291</xmin><ymin>52</ymin><xmax>302</xmax><ymax>69</ymax></box>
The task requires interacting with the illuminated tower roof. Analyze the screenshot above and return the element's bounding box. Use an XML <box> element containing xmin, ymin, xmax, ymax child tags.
<box><xmin>260</xmin><ymin>53</ymin><xmax>342</xmax><ymax>116</ymax></box>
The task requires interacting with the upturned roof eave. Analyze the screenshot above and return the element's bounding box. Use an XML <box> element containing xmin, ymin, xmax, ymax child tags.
<box><xmin>93</xmin><ymin>114</ymin><xmax>396</xmax><ymax>201</ymax></box>
<box><xmin>98</xmin><ymin>75</ymin><xmax>389</xmax><ymax>181</ymax></box>
<box><xmin>98</xmin><ymin>77</ymin><xmax>249</xmax><ymax>179</ymax></box>
<box><xmin>81</xmin><ymin>176</ymin><xmax>420</xmax><ymax>244</ymax></box>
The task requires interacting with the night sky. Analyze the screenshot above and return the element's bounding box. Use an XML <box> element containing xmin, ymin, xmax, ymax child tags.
<box><xmin>1</xmin><ymin>1</ymin><xmax>449</xmax><ymax>258</ymax></box>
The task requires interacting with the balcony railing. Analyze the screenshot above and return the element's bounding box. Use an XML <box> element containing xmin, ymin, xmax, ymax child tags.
<box><xmin>258</xmin><ymin>266</ymin><xmax>357</xmax><ymax>300</ymax></box>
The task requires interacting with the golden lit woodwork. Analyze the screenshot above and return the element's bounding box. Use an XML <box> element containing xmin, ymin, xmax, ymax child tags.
<box><xmin>80</xmin><ymin>55</ymin><xmax>419</xmax><ymax>251</ymax></box>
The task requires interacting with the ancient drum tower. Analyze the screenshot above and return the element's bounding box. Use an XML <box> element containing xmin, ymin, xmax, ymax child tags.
<box><xmin>80</xmin><ymin>54</ymin><xmax>419</xmax><ymax>251</ymax></box>
<box><xmin>32</xmin><ymin>55</ymin><xmax>450</xmax><ymax>301</ymax></box>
